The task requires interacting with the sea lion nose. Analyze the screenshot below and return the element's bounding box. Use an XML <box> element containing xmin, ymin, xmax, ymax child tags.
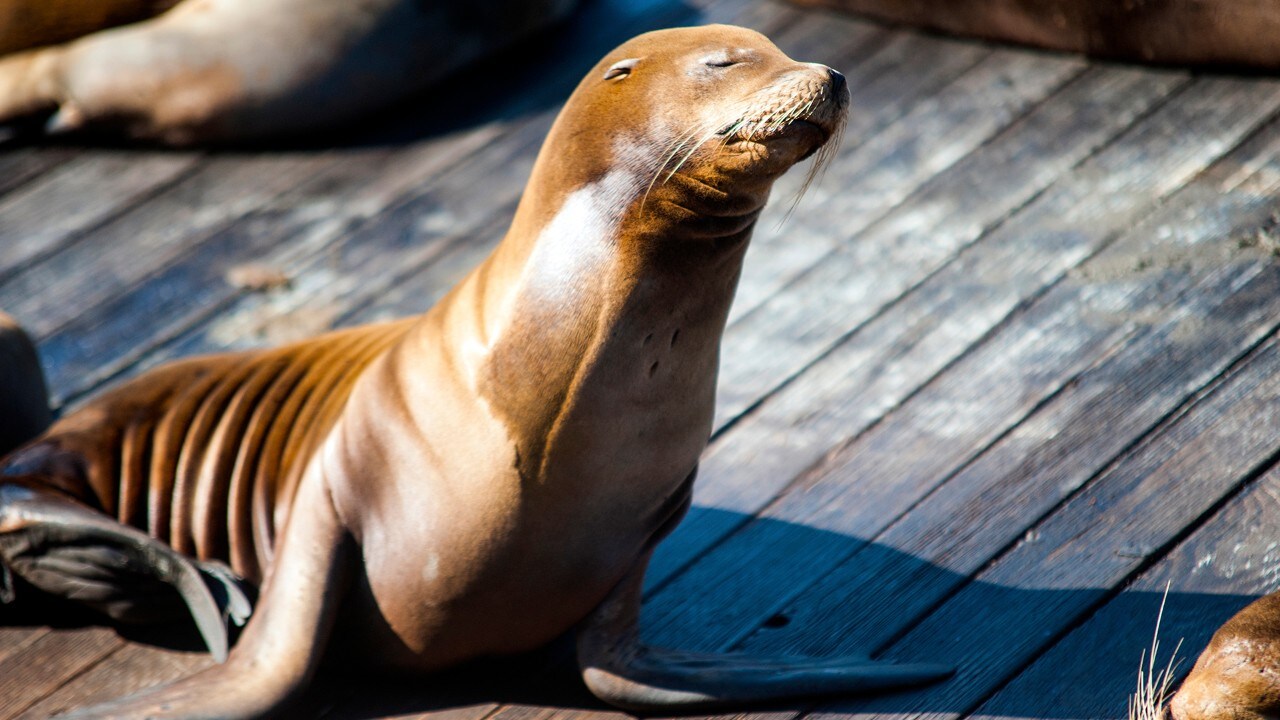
<box><xmin>827</xmin><ymin>67</ymin><xmax>847</xmax><ymax>95</ymax></box>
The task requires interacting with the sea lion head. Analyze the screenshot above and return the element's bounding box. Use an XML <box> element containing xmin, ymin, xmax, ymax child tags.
<box><xmin>524</xmin><ymin>24</ymin><xmax>849</xmax><ymax>239</ymax></box>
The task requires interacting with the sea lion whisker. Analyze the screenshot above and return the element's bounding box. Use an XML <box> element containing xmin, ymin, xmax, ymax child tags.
<box><xmin>776</xmin><ymin>106</ymin><xmax>846</xmax><ymax>228</ymax></box>
<box><xmin>642</xmin><ymin>124</ymin><xmax>713</xmax><ymax>215</ymax></box>
<box><xmin>1127</xmin><ymin>583</ymin><xmax>1183</xmax><ymax>720</ymax></box>
<box><xmin>664</xmin><ymin>127</ymin><xmax>722</xmax><ymax>183</ymax></box>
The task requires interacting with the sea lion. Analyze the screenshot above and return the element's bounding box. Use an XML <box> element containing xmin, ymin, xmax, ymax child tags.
<box><xmin>0</xmin><ymin>0</ymin><xmax>579</xmax><ymax>145</ymax></box>
<box><xmin>789</xmin><ymin>0</ymin><xmax>1280</xmax><ymax>70</ymax></box>
<box><xmin>1169</xmin><ymin>592</ymin><xmax>1280</xmax><ymax>720</ymax></box>
<box><xmin>0</xmin><ymin>25</ymin><xmax>952</xmax><ymax>719</ymax></box>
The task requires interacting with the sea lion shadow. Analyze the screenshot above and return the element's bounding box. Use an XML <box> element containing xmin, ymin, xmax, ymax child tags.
<box><xmin>235</xmin><ymin>0</ymin><xmax>702</xmax><ymax>152</ymax></box>
<box><xmin>301</xmin><ymin>507</ymin><xmax>1258</xmax><ymax>719</ymax></box>
<box><xmin>0</xmin><ymin>507</ymin><xmax>1253</xmax><ymax>717</ymax></box>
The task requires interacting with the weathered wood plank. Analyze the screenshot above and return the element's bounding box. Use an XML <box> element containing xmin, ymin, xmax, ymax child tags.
<box><xmin>968</xmin><ymin>454</ymin><xmax>1280</xmax><ymax>720</ymax></box>
<box><xmin>14</xmin><ymin>644</ymin><xmax>211</xmax><ymax>720</ymax></box>
<box><xmin>814</xmin><ymin>341</ymin><xmax>1280</xmax><ymax>719</ymax></box>
<box><xmin>38</xmin><ymin>124</ymin><xmax>548</xmax><ymax>406</ymax></box>
<box><xmin>648</xmin><ymin>76</ymin><xmax>1280</xmax><ymax>594</ymax></box>
<box><xmin>0</xmin><ymin>627</ymin><xmax>47</xmax><ymax>667</ymax></box>
<box><xmin>725</xmin><ymin>185</ymin><xmax>1280</xmax><ymax>664</ymax></box>
<box><xmin>0</xmin><ymin>627</ymin><xmax>121</xmax><ymax>720</ymax></box>
<box><xmin>640</xmin><ymin>151</ymin><xmax>1280</xmax><ymax>664</ymax></box>
<box><xmin>730</xmin><ymin>27</ymin><xmax>991</xmax><ymax>323</ymax></box>
<box><xmin>713</xmin><ymin>74</ymin><xmax>1280</xmax><ymax>429</ymax></box>
<box><xmin>0</xmin><ymin>153</ymin><xmax>201</xmax><ymax>281</ymax></box>
<box><xmin>0</xmin><ymin>146</ymin><xmax>78</xmax><ymax>201</ymax></box>
<box><xmin>1</xmin><ymin>135</ymin><xmax>502</xmax><ymax>342</ymax></box>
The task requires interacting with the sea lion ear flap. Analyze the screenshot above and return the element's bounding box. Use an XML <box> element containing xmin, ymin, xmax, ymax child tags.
<box><xmin>604</xmin><ymin>58</ymin><xmax>639</xmax><ymax>81</ymax></box>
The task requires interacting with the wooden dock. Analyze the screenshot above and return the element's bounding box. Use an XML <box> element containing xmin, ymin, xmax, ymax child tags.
<box><xmin>4</xmin><ymin>0</ymin><xmax>1280</xmax><ymax>717</ymax></box>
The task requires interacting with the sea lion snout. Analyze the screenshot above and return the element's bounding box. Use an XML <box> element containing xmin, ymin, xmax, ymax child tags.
<box><xmin>715</xmin><ymin>60</ymin><xmax>848</xmax><ymax>167</ymax></box>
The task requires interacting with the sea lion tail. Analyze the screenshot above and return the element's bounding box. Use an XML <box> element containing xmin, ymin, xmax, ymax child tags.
<box><xmin>0</xmin><ymin>312</ymin><xmax>52</xmax><ymax>457</ymax></box>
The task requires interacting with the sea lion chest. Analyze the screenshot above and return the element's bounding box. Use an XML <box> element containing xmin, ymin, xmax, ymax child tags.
<box><xmin>324</xmin><ymin>251</ymin><xmax>732</xmax><ymax>671</ymax></box>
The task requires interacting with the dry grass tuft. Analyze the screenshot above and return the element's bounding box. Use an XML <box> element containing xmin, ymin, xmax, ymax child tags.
<box><xmin>1128</xmin><ymin>582</ymin><xmax>1184</xmax><ymax>720</ymax></box>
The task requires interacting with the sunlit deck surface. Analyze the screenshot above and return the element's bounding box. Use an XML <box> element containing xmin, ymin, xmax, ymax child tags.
<box><xmin>5</xmin><ymin>0</ymin><xmax>1280</xmax><ymax>718</ymax></box>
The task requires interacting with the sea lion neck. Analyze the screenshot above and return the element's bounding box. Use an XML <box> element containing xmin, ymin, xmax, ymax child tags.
<box><xmin>455</xmin><ymin>153</ymin><xmax>754</xmax><ymax>486</ymax></box>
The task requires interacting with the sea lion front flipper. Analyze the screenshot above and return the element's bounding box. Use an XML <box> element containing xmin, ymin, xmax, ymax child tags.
<box><xmin>0</xmin><ymin>481</ymin><xmax>246</xmax><ymax>660</ymax></box>
<box><xmin>56</xmin><ymin>471</ymin><xmax>354</xmax><ymax>720</ymax></box>
<box><xmin>576</xmin><ymin>554</ymin><xmax>952</xmax><ymax>711</ymax></box>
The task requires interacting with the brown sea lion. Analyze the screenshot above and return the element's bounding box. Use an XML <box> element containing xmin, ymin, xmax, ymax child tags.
<box><xmin>0</xmin><ymin>0</ymin><xmax>181</xmax><ymax>56</ymax></box>
<box><xmin>0</xmin><ymin>24</ymin><xmax>953</xmax><ymax>719</ymax></box>
<box><xmin>0</xmin><ymin>0</ymin><xmax>579</xmax><ymax>145</ymax></box>
<box><xmin>789</xmin><ymin>0</ymin><xmax>1280</xmax><ymax>70</ymax></box>
<box><xmin>1169</xmin><ymin>592</ymin><xmax>1280</xmax><ymax>720</ymax></box>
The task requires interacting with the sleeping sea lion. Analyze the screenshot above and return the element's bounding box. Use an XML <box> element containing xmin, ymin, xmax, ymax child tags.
<box><xmin>0</xmin><ymin>24</ymin><xmax>952</xmax><ymax>719</ymax></box>
<box><xmin>789</xmin><ymin>0</ymin><xmax>1280</xmax><ymax>70</ymax></box>
<box><xmin>0</xmin><ymin>0</ymin><xmax>579</xmax><ymax>145</ymax></box>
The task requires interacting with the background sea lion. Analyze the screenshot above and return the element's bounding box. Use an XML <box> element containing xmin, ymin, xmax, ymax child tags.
<box><xmin>790</xmin><ymin>0</ymin><xmax>1280</xmax><ymax>70</ymax></box>
<box><xmin>1169</xmin><ymin>592</ymin><xmax>1280</xmax><ymax>720</ymax></box>
<box><xmin>0</xmin><ymin>0</ymin><xmax>180</xmax><ymax>56</ymax></box>
<box><xmin>0</xmin><ymin>23</ymin><xmax>952</xmax><ymax>719</ymax></box>
<box><xmin>0</xmin><ymin>0</ymin><xmax>580</xmax><ymax>145</ymax></box>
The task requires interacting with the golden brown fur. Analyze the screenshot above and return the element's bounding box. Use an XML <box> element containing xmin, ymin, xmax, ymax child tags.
<box><xmin>0</xmin><ymin>0</ymin><xmax>179</xmax><ymax>55</ymax></box>
<box><xmin>1171</xmin><ymin>592</ymin><xmax>1280</xmax><ymax>720</ymax></box>
<box><xmin>0</xmin><ymin>0</ymin><xmax>580</xmax><ymax>144</ymax></box>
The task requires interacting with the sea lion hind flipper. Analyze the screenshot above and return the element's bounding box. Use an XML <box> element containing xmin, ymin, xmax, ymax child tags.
<box><xmin>576</xmin><ymin>556</ymin><xmax>952</xmax><ymax>711</ymax></box>
<box><xmin>0</xmin><ymin>482</ymin><xmax>236</xmax><ymax>661</ymax></box>
<box><xmin>57</xmin><ymin>472</ymin><xmax>354</xmax><ymax>720</ymax></box>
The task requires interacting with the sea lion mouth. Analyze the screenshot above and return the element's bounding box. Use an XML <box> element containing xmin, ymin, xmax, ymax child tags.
<box><xmin>717</xmin><ymin>117</ymin><xmax>832</xmax><ymax>152</ymax></box>
<box><xmin>711</xmin><ymin>71</ymin><xmax>847</xmax><ymax>162</ymax></box>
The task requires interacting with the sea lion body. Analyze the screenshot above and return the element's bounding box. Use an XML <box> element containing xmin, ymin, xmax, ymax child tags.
<box><xmin>0</xmin><ymin>0</ymin><xmax>579</xmax><ymax>144</ymax></box>
<box><xmin>0</xmin><ymin>26</ymin><xmax>952</xmax><ymax>718</ymax></box>
<box><xmin>790</xmin><ymin>0</ymin><xmax>1280</xmax><ymax>70</ymax></box>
